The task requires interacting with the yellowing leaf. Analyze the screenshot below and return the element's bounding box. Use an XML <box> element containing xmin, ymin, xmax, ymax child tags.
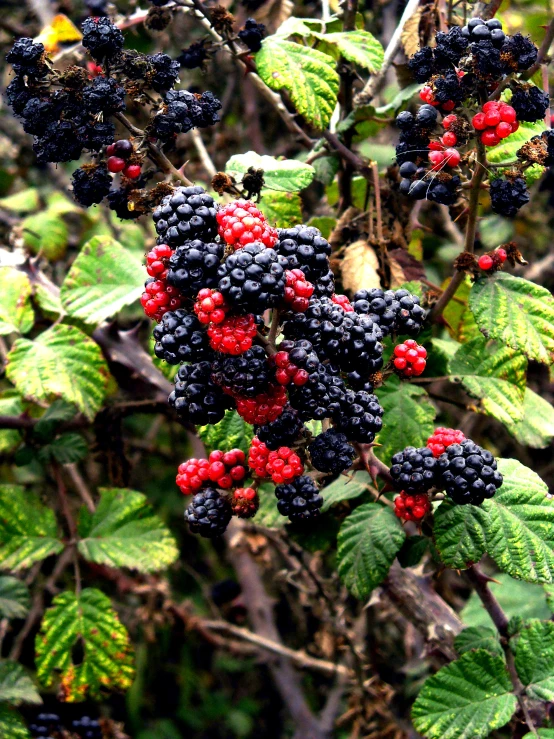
<box><xmin>36</xmin><ymin>14</ymin><xmax>82</xmax><ymax>53</ymax></box>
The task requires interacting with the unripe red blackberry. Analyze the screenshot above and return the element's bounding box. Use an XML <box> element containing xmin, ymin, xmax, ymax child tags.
<box><xmin>283</xmin><ymin>269</ymin><xmax>314</xmax><ymax>312</ymax></box>
<box><xmin>394</xmin><ymin>492</ymin><xmax>431</xmax><ymax>522</ymax></box>
<box><xmin>146</xmin><ymin>243</ymin><xmax>173</xmax><ymax>279</ymax></box>
<box><xmin>233</xmin><ymin>384</ymin><xmax>288</xmax><ymax>425</ymax></box>
<box><xmin>207</xmin><ymin>314</ymin><xmax>258</xmax><ymax>355</ymax></box>
<box><xmin>393</xmin><ymin>340</ymin><xmax>427</xmax><ymax>377</ymax></box>
<box><xmin>141</xmin><ymin>277</ymin><xmax>182</xmax><ymax>321</ymax></box>
<box><xmin>194</xmin><ymin>288</ymin><xmax>229</xmax><ymax>325</ymax></box>
<box><xmin>427</xmin><ymin>427</ymin><xmax>466</xmax><ymax>457</ymax></box>
<box><xmin>231</xmin><ymin>487</ymin><xmax>259</xmax><ymax>518</ymax></box>
<box><xmin>216</xmin><ymin>199</ymin><xmax>277</xmax><ymax>248</ymax></box>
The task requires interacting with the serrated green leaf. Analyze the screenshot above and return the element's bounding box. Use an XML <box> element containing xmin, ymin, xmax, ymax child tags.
<box><xmin>38</xmin><ymin>433</ymin><xmax>88</xmax><ymax>465</ymax></box>
<box><xmin>470</xmin><ymin>273</ymin><xmax>554</xmax><ymax>364</ymax></box>
<box><xmin>505</xmin><ymin>388</ymin><xmax>554</xmax><ymax>448</ymax></box>
<box><xmin>226</xmin><ymin>152</ymin><xmax>315</xmax><ymax>192</ymax></box>
<box><xmin>60</xmin><ymin>237</ymin><xmax>144</xmax><ymax>325</ymax></box>
<box><xmin>255</xmin><ymin>38</ymin><xmax>339</xmax><ymax>130</ymax></box>
<box><xmin>0</xmin><ymin>187</ymin><xmax>40</xmax><ymax>213</ymax></box>
<box><xmin>442</xmin><ymin>276</ymin><xmax>481</xmax><ymax>343</ymax></box>
<box><xmin>6</xmin><ymin>324</ymin><xmax>110</xmax><ymax>420</ymax></box>
<box><xmin>374</xmin><ymin>377</ymin><xmax>435</xmax><ymax>462</ymax></box>
<box><xmin>397</xmin><ymin>535</ymin><xmax>428</xmax><ymax>568</ymax></box>
<box><xmin>0</xmin><ymin>576</ymin><xmax>30</xmax><ymax>619</ymax></box>
<box><xmin>462</xmin><ymin>574</ymin><xmax>551</xmax><ymax>628</ymax></box>
<box><xmin>313</xmin><ymin>30</ymin><xmax>384</xmax><ymax>72</ymax></box>
<box><xmin>0</xmin><ymin>485</ymin><xmax>63</xmax><ymax>571</ymax></box>
<box><xmin>36</xmin><ymin>588</ymin><xmax>134</xmax><ymax>702</ymax></box>
<box><xmin>311</xmin><ymin>154</ymin><xmax>339</xmax><ymax>186</ymax></box>
<box><xmin>514</xmin><ymin>619</ymin><xmax>554</xmax><ymax>700</ymax></box>
<box><xmin>0</xmin><ymin>269</ymin><xmax>34</xmax><ymax>336</ymax></box>
<box><xmin>337</xmin><ymin>503</ymin><xmax>405</xmax><ymax>600</ymax></box>
<box><xmin>480</xmin><ymin>459</ymin><xmax>554</xmax><ymax>584</ymax></box>
<box><xmin>320</xmin><ymin>471</ymin><xmax>372</xmax><ymax>512</ymax></box>
<box><xmin>449</xmin><ymin>337</ymin><xmax>526</xmax><ymax>425</ymax></box>
<box><xmin>0</xmin><ymin>705</ymin><xmax>30</xmax><ymax>739</ymax></box>
<box><xmin>545</xmin><ymin>584</ymin><xmax>554</xmax><ymax>612</ymax></box>
<box><xmin>0</xmin><ymin>394</ymin><xmax>23</xmax><ymax>454</ymax></box>
<box><xmin>0</xmin><ymin>661</ymin><xmax>41</xmax><ymax>705</ymax></box>
<box><xmin>77</xmin><ymin>488</ymin><xmax>178</xmax><ymax>573</ymax></box>
<box><xmin>433</xmin><ymin>500</ymin><xmax>488</xmax><ymax>570</ymax></box>
<box><xmin>258</xmin><ymin>191</ymin><xmax>303</xmax><ymax>228</ymax></box>
<box><xmin>412</xmin><ymin>650</ymin><xmax>516</xmax><ymax>739</ymax></box>
<box><xmin>454</xmin><ymin>627</ymin><xmax>503</xmax><ymax>657</ymax></box>
<box><xmin>34</xmin><ymin>283</ymin><xmax>64</xmax><ymax>319</ymax></box>
<box><xmin>34</xmin><ymin>399</ymin><xmax>77</xmax><ymax>440</ymax></box>
<box><xmin>22</xmin><ymin>211</ymin><xmax>68</xmax><ymax>262</ymax></box>
<box><xmin>197</xmin><ymin>410</ymin><xmax>253</xmax><ymax>456</ymax></box>
<box><xmin>523</xmin><ymin>731</ymin><xmax>554</xmax><ymax>738</ymax></box>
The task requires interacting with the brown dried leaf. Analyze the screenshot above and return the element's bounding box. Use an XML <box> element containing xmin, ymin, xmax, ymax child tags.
<box><xmin>388</xmin><ymin>247</ymin><xmax>426</xmax><ymax>286</ymax></box>
<box><xmin>400</xmin><ymin>7</ymin><xmax>423</xmax><ymax>58</ymax></box>
<box><xmin>252</xmin><ymin>0</ymin><xmax>293</xmax><ymax>34</ymax></box>
<box><xmin>341</xmin><ymin>239</ymin><xmax>381</xmax><ymax>294</ymax></box>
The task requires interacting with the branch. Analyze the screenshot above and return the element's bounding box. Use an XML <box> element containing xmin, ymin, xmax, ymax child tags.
<box><xmin>522</xmin><ymin>17</ymin><xmax>554</xmax><ymax>79</ymax></box>
<box><xmin>322</xmin><ymin>131</ymin><xmax>372</xmax><ymax>179</ymax></box>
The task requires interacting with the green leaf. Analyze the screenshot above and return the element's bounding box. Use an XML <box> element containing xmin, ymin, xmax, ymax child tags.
<box><xmin>514</xmin><ymin>619</ymin><xmax>554</xmax><ymax>700</ymax></box>
<box><xmin>254</xmin><ymin>484</ymin><xmax>286</xmax><ymax>529</ymax></box>
<box><xmin>320</xmin><ymin>471</ymin><xmax>372</xmax><ymax>512</ymax></box>
<box><xmin>0</xmin><ymin>705</ymin><xmax>30</xmax><ymax>739</ymax></box>
<box><xmin>0</xmin><ymin>394</ymin><xmax>23</xmax><ymax>454</ymax></box>
<box><xmin>197</xmin><ymin>410</ymin><xmax>253</xmax><ymax>456</ymax></box>
<box><xmin>488</xmin><ymin>119</ymin><xmax>546</xmax><ymax>184</ymax></box>
<box><xmin>0</xmin><ymin>576</ymin><xmax>30</xmax><ymax>619</ymax></box>
<box><xmin>461</xmin><ymin>574</ymin><xmax>551</xmax><ymax>628</ymax></box>
<box><xmin>469</xmin><ymin>273</ymin><xmax>554</xmax><ymax>364</ymax></box>
<box><xmin>255</xmin><ymin>38</ymin><xmax>339</xmax><ymax>130</ymax></box>
<box><xmin>37</xmin><ymin>433</ymin><xmax>88</xmax><ymax>465</ymax></box>
<box><xmin>0</xmin><ymin>485</ymin><xmax>63</xmax><ymax>571</ymax></box>
<box><xmin>454</xmin><ymin>627</ymin><xmax>503</xmax><ymax>658</ymax></box>
<box><xmin>0</xmin><ymin>269</ymin><xmax>34</xmax><ymax>336</ymax></box>
<box><xmin>313</xmin><ymin>30</ymin><xmax>384</xmax><ymax>72</ymax></box>
<box><xmin>397</xmin><ymin>535</ymin><xmax>429</xmax><ymax>568</ymax></box>
<box><xmin>34</xmin><ymin>283</ymin><xmax>64</xmax><ymax>319</ymax></box>
<box><xmin>36</xmin><ymin>588</ymin><xmax>134</xmax><ymax>702</ymax></box>
<box><xmin>34</xmin><ymin>400</ymin><xmax>77</xmax><ymax>440</ymax></box>
<box><xmin>226</xmin><ymin>152</ymin><xmax>315</xmax><ymax>192</ymax></box>
<box><xmin>6</xmin><ymin>324</ymin><xmax>110</xmax><ymax>420</ymax></box>
<box><xmin>77</xmin><ymin>488</ymin><xmax>178</xmax><ymax>573</ymax></box>
<box><xmin>442</xmin><ymin>276</ymin><xmax>481</xmax><ymax>344</ymax></box>
<box><xmin>0</xmin><ymin>187</ymin><xmax>40</xmax><ymax>213</ymax></box>
<box><xmin>311</xmin><ymin>154</ymin><xmax>339</xmax><ymax>186</ymax></box>
<box><xmin>60</xmin><ymin>236</ymin><xmax>144</xmax><ymax>325</ymax></box>
<box><xmin>0</xmin><ymin>661</ymin><xmax>41</xmax><ymax>705</ymax></box>
<box><xmin>22</xmin><ymin>211</ymin><xmax>69</xmax><ymax>262</ymax></box>
<box><xmin>505</xmin><ymin>388</ymin><xmax>554</xmax><ymax>448</ymax></box>
<box><xmin>258</xmin><ymin>191</ymin><xmax>303</xmax><ymax>228</ymax></box>
<box><xmin>374</xmin><ymin>377</ymin><xmax>435</xmax><ymax>462</ymax></box>
<box><xmin>412</xmin><ymin>650</ymin><xmax>516</xmax><ymax>739</ymax></box>
<box><xmin>337</xmin><ymin>503</ymin><xmax>405</xmax><ymax>600</ymax></box>
<box><xmin>449</xmin><ymin>337</ymin><xmax>526</xmax><ymax>425</ymax></box>
<box><xmin>480</xmin><ymin>459</ymin><xmax>554</xmax><ymax>584</ymax></box>
<box><xmin>433</xmin><ymin>501</ymin><xmax>488</xmax><ymax>570</ymax></box>
<box><xmin>523</xmin><ymin>731</ymin><xmax>554</xmax><ymax>739</ymax></box>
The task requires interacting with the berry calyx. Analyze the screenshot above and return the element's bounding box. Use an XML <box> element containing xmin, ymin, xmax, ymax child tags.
<box><xmin>207</xmin><ymin>314</ymin><xmax>258</xmax><ymax>355</ymax></box>
<box><xmin>394</xmin><ymin>491</ymin><xmax>431</xmax><ymax>522</ymax></box>
<box><xmin>216</xmin><ymin>199</ymin><xmax>278</xmax><ymax>248</ymax></box>
<box><xmin>393</xmin><ymin>339</ymin><xmax>427</xmax><ymax>377</ymax></box>
<box><xmin>194</xmin><ymin>288</ymin><xmax>229</xmax><ymax>325</ymax></box>
<box><xmin>146</xmin><ymin>243</ymin><xmax>173</xmax><ymax>278</ymax></box>
<box><xmin>283</xmin><ymin>269</ymin><xmax>314</xmax><ymax>312</ymax></box>
<box><xmin>107</xmin><ymin>156</ymin><xmax>125</xmax><ymax>173</ymax></box>
<box><xmin>427</xmin><ymin>427</ymin><xmax>466</xmax><ymax>457</ymax></box>
<box><xmin>231</xmin><ymin>487</ymin><xmax>259</xmax><ymax>518</ymax></box>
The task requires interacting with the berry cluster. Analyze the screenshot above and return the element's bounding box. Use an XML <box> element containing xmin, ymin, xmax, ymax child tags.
<box><xmin>394</xmin><ymin>492</ymin><xmax>431</xmax><ymax>522</ymax></box>
<box><xmin>472</xmin><ymin>101</ymin><xmax>518</xmax><ymax>148</ymax></box>
<box><xmin>392</xmin><ymin>340</ymin><xmax>427</xmax><ymax>377</ymax></box>
<box><xmin>478</xmin><ymin>247</ymin><xmax>507</xmax><ymax>272</ymax></box>
<box><xmin>216</xmin><ymin>199</ymin><xmax>277</xmax><ymax>248</ymax></box>
<box><xmin>248</xmin><ymin>438</ymin><xmax>304</xmax><ymax>484</ymax></box>
<box><xmin>176</xmin><ymin>449</ymin><xmax>246</xmax><ymax>495</ymax></box>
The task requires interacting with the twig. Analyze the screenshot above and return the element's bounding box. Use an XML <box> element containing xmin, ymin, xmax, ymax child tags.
<box><xmin>65</xmin><ymin>464</ymin><xmax>96</xmax><ymax>513</ymax></box>
<box><xmin>188</xmin><ymin>128</ymin><xmax>217</xmax><ymax>178</ymax></box>
<box><xmin>522</xmin><ymin>18</ymin><xmax>554</xmax><ymax>80</ymax></box>
<box><xmin>372</xmin><ymin>162</ymin><xmax>384</xmax><ymax>243</ymax></box>
<box><xmin>322</xmin><ymin>131</ymin><xmax>372</xmax><ymax>179</ymax></box>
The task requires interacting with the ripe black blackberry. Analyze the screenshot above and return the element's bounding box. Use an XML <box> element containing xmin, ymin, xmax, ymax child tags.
<box><xmin>312</xmin><ymin>268</ymin><xmax>335</xmax><ymax>298</ymax></box>
<box><xmin>6</xmin><ymin>38</ymin><xmax>47</xmax><ymax>76</ymax></box>
<box><xmin>288</xmin><ymin>360</ymin><xmax>346</xmax><ymax>422</ymax></box>
<box><xmin>20</xmin><ymin>97</ymin><xmax>60</xmax><ymax>135</ymax></box>
<box><xmin>335</xmin><ymin>389</ymin><xmax>383</xmax><ymax>443</ymax></box>
<box><xmin>408</xmin><ymin>47</ymin><xmax>438</xmax><ymax>83</ymax></box>
<box><xmin>501</xmin><ymin>33</ymin><xmax>538</xmax><ymax>72</ymax></box>
<box><xmin>283</xmin><ymin>297</ymin><xmax>343</xmax><ymax>359</ymax></box>
<box><xmin>437</xmin><ymin>440</ymin><xmax>503</xmax><ymax>505</ymax></box>
<box><xmin>469</xmin><ymin>39</ymin><xmax>502</xmax><ymax>78</ymax></box>
<box><xmin>238</xmin><ymin>19</ymin><xmax>266</xmax><ymax>52</ymax></box>
<box><xmin>353</xmin><ymin>288</ymin><xmax>426</xmax><ymax>337</ymax></box>
<box><xmin>82</xmin><ymin>76</ymin><xmax>126</xmax><ymax>114</ymax></box>
<box><xmin>151</xmin><ymin>90</ymin><xmax>221</xmax><ymax>140</ymax></box>
<box><xmin>274</xmin><ymin>475</ymin><xmax>323</xmax><ymax>523</ymax></box>
<box><xmin>153</xmin><ymin>309</ymin><xmax>213</xmax><ymax>364</ymax></box>
<box><xmin>427</xmin><ymin>175</ymin><xmax>461</xmax><ymax>206</ymax></box>
<box><xmin>511</xmin><ymin>85</ymin><xmax>550</xmax><ymax>122</ymax></box>
<box><xmin>107</xmin><ymin>186</ymin><xmax>143</xmax><ymax>220</ymax></box>
<box><xmin>435</xmin><ymin>26</ymin><xmax>469</xmax><ymax>65</ymax></box>
<box><xmin>186</xmin><ymin>488</ymin><xmax>232</xmax><ymax>537</ymax></box>
<box><xmin>149</xmin><ymin>52</ymin><xmax>180</xmax><ymax>92</ymax></box>
<box><xmin>490</xmin><ymin>176</ymin><xmax>530</xmax><ymax>217</ymax></box>
<box><xmin>29</xmin><ymin>713</ymin><xmax>62</xmax><ymax>737</ymax></box>
<box><xmin>71</xmin><ymin>164</ymin><xmax>112</xmax><ymax>207</ymax></box>
<box><xmin>33</xmin><ymin>120</ymin><xmax>84</xmax><ymax>163</ymax></box>
<box><xmin>345</xmin><ymin>370</ymin><xmax>374</xmax><ymax>392</ymax></box>
<box><xmin>275</xmin><ymin>225</ymin><xmax>331</xmax><ymax>282</ymax></box>
<box><xmin>72</xmin><ymin>716</ymin><xmax>102</xmax><ymax>739</ymax></box>
<box><xmin>211</xmin><ymin>345</ymin><xmax>273</xmax><ymax>396</ymax></box>
<box><xmin>432</xmin><ymin>70</ymin><xmax>464</xmax><ymax>105</ymax></box>
<box><xmin>309</xmin><ymin>428</ymin><xmax>355</xmax><ymax>475</ymax></box>
<box><xmin>217</xmin><ymin>242</ymin><xmax>287</xmax><ymax>312</ymax></box>
<box><xmin>81</xmin><ymin>17</ymin><xmax>125</xmax><ymax>61</ymax></box>
<box><xmin>395</xmin><ymin>128</ymin><xmax>431</xmax><ymax>165</ymax></box>
<box><xmin>339</xmin><ymin>312</ymin><xmax>384</xmax><ymax>373</ymax></box>
<box><xmin>415</xmin><ymin>104</ymin><xmax>438</xmax><ymax>128</ymax></box>
<box><xmin>390</xmin><ymin>446</ymin><xmax>438</xmax><ymax>493</ymax></box>
<box><xmin>5</xmin><ymin>77</ymin><xmax>34</xmax><ymax>116</ymax></box>
<box><xmin>462</xmin><ymin>17</ymin><xmax>505</xmax><ymax>47</ymax></box>
<box><xmin>80</xmin><ymin>120</ymin><xmax>116</xmax><ymax>151</ymax></box>
<box><xmin>178</xmin><ymin>41</ymin><xmax>209</xmax><ymax>69</ymax></box>
<box><xmin>169</xmin><ymin>361</ymin><xmax>234</xmax><ymax>425</ymax></box>
<box><xmin>255</xmin><ymin>406</ymin><xmax>304</xmax><ymax>450</ymax></box>
<box><xmin>153</xmin><ymin>186</ymin><xmax>218</xmax><ymax>246</ymax></box>
<box><xmin>166</xmin><ymin>240</ymin><xmax>224</xmax><ymax>297</ymax></box>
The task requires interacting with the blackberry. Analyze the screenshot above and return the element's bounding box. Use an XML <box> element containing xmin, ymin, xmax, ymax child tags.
<box><xmin>416</xmin><ymin>104</ymin><xmax>438</xmax><ymax>128</ymax></box>
<box><xmin>288</xmin><ymin>361</ymin><xmax>346</xmax><ymax>422</ymax></box>
<box><xmin>399</xmin><ymin>160</ymin><xmax>420</xmax><ymax>177</ymax></box>
<box><xmin>432</xmin><ymin>71</ymin><xmax>464</xmax><ymax>105</ymax></box>
<box><xmin>178</xmin><ymin>41</ymin><xmax>209</xmax><ymax>69</ymax></box>
<box><xmin>238</xmin><ymin>19</ymin><xmax>266</xmax><ymax>53</ymax></box>
<box><xmin>151</xmin><ymin>89</ymin><xmax>221</xmax><ymax>140</ymax></box>
<box><xmin>169</xmin><ymin>361</ymin><xmax>234</xmax><ymax>425</ymax></box>
<box><xmin>71</xmin><ymin>164</ymin><xmax>112</xmax><ymax>207</ymax></box>
<box><xmin>217</xmin><ymin>242</ymin><xmax>287</xmax><ymax>312</ymax></box>
<box><xmin>5</xmin><ymin>77</ymin><xmax>34</xmax><ymax>115</ymax></box>
<box><xmin>82</xmin><ymin>76</ymin><xmax>125</xmax><ymax>115</ymax></box>
<box><xmin>80</xmin><ymin>120</ymin><xmax>116</xmax><ymax>151</ymax></box>
<box><xmin>153</xmin><ymin>186</ymin><xmax>218</xmax><ymax>246</ymax></box>
<box><xmin>72</xmin><ymin>716</ymin><xmax>102</xmax><ymax>739</ymax></box>
<box><xmin>501</xmin><ymin>33</ymin><xmax>538</xmax><ymax>72</ymax></box>
<box><xmin>166</xmin><ymin>240</ymin><xmax>224</xmax><ymax>297</ymax></box>
<box><xmin>395</xmin><ymin>128</ymin><xmax>431</xmax><ymax>165</ymax></box>
<box><xmin>29</xmin><ymin>713</ymin><xmax>62</xmax><ymax>737</ymax></box>
<box><xmin>335</xmin><ymin>389</ymin><xmax>383</xmax><ymax>443</ymax></box>
<box><xmin>33</xmin><ymin>120</ymin><xmax>84</xmax><ymax>163</ymax></box>
<box><xmin>149</xmin><ymin>52</ymin><xmax>180</xmax><ymax>92</ymax></box>
<box><xmin>471</xmin><ymin>40</ymin><xmax>503</xmax><ymax>78</ymax></box>
<box><xmin>255</xmin><ymin>406</ymin><xmax>304</xmax><ymax>450</ymax></box>
<box><xmin>82</xmin><ymin>17</ymin><xmax>124</xmax><ymax>61</ymax></box>
<box><xmin>396</xmin><ymin>111</ymin><xmax>415</xmax><ymax>131</ymax></box>
<box><xmin>408</xmin><ymin>47</ymin><xmax>438</xmax><ymax>83</ymax></box>
<box><xmin>312</xmin><ymin>268</ymin><xmax>335</xmax><ymax>298</ymax></box>
<box><xmin>427</xmin><ymin>175</ymin><xmax>461</xmax><ymax>206</ymax></box>
<box><xmin>511</xmin><ymin>85</ymin><xmax>550</xmax><ymax>123</ymax></box>
<box><xmin>353</xmin><ymin>288</ymin><xmax>426</xmax><ymax>337</ymax></box>
<box><xmin>490</xmin><ymin>176</ymin><xmax>530</xmax><ymax>217</ymax></box>
<box><xmin>437</xmin><ymin>440</ymin><xmax>503</xmax><ymax>505</ymax></box>
<box><xmin>462</xmin><ymin>18</ymin><xmax>505</xmax><ymax>47</ymax></box>
<box><xmin>345</xmin><ymin>371</ymin><xmax>374</xmax><ymax>392</ymax></box>
<box><xmin>211</xmin><ymin>345</ymin><xmax>273</xmax><ymax>396</ymax></box>
<box><xmin>186</xmin><ymin>488</ymin><xmax>232</xmax><ymax>537</ymax></box>
<box><xmin>390</xmin><ymin>446</ymin><xmax>438</xmax><ymax>493</ymax></box>
<box><xmin>153</xmin><ymin>309</ymin><xmax>212</xmax><ymax>364</ymax></box>
<box><xmin>6</xmin><ymin>38</ymin><xmax>47</xmax><ymax>76</ymax></box>
<box><xmin>435</xmin><ymin>26</ymin><xmax>469</xmax><ymax>65</ymax></box>
<box><xmin>309</xmin><ymin>428</ymin><xmax>355</xmax><ymax>475</ymax></box>
<box><xmin>20</xmin><ymin>97</ymin><xmax>59</xmax><ymax>135</ymax></box>
<box><xmin>107</xmin><ymin>186</ymin><xmax>143</xmax><ymax>220</ymax></box>
<box><xmin>274</xmin><ymin>475</ymin><xmax>323</xmax><ymax>523</ymax></box>
<box><xmin>275</xmin><ymin>225</ymin><xmax>331</xmax><ymax>282</ymax></box>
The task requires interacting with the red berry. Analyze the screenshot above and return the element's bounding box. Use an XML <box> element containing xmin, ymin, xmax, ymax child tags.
<box><xmin>472</xmin><ymin>113</ymin><xmax>487</xmax><ymax>131</ymax></box>
<box><xmin>141</xmin><ymin>278</ymin><xmax>182</xmax><ymax>321</ymax></box>
<box><xmin>234</xmin><ymin>385</ymin><xmax>287</xmax><ymax>425</ymax></box>
<box><xmin>216</xmin><ymin>199</ymin><xmax>278</xmax><ymax>249</ymax></box>
<box><xmin>123</xmin><ymin>164</ymin><xmax>141</xmax><ymax>179</ymax></box>
<box><xmin>107</xmin><ymin>156</ymin><xmax>125</xmax><ymax>173</ymax></box>
<box><xmin>194</xmin><ymin>288</ymin><xmax>230</xmax><ymax>325</ymax></box>
<box><xmin>394</xmin><ymin>491</ymin><xmax>430</xmax><ymax>521</ymax></box>
<box><xmin>478</xmin><ymin>254</ymin><xmax>494</xmax><ymax>270</ymax></box>
<box><xmin>440</xmin><ymin>100</ymin><xmax>455</xmax><ymax>112</ymax></box>
<box><xmin>510</xmin><ymin>120</ymin><xmax>519</xmax><ymax>133</ymax></box>
<box><xmin>429</xmin><ymin>141</ymin><xmax>444</xmax><ymax>151</ymax></box>
<box><xmin>481</xmin><ymin>129</ymin><xmax>500</xmax><ymax>147</ymax></box>
<box><xmin>249</xmin><ymin>439</ymin><xmax>304</xmax><ymax>484</ymax></box>
<box><xmin>146</xmin><ymin>243</ymin><xmax>173</xmax><ymax>278</ymax></box>
<box><xmin>484</xmin><ymin>109</ymin><xmax>501</xmax><ymax>127</ymax></box>
<box><xmin>496</xmin><ymin>247</ymin><xmax>507</xmax><ymax>263</ymax></box>
<box><xmin>442</xmin><ymin>114</ymin><xmax>457</xmax><ymax>129</ymax></box>
<box><xmin>231</xmin><ymin>487</ymin><xmax>259</xmax><ymax>518</ymax></box>
<box><xmin>393</xmin><ymin>340</ymin><xmax>427</xmax><ymax>377</ymax></box>
<box><xmin>426</xmin><ymin>427</ymin><xmax>466</xmax><ymax>457</ymax></box>
<box><xmin>482</xmin><ymin>101</ymin><xmax>499</xmax><ymax>113</ymax></box>
<box><xmin>283</xmin><ymin>269</ymin><xmax>314</xmax><ymax>312</ymax></box>
<box><xmin>496</xmin><ymin>122</ymin><xmax>513</xmax><ymax>139</ymax></box>
<box><xmin>429</xmin><ymin>150</ymin><xmax>445</xmax><ymax>169</ymax></box>
<box><xmin>332</xmin><ymin>294</ymin><xmax>354</xmax><ymax>312</ymax></box>
<box><xmin>420</xmin><ymin>86</ymin><xmax>434</xmax><ymax>103</ymax></box>
<box><xmin>444</xmin><ymin>148</ymin><xmax>461</xmax><ymax>167</ymax></box>
<box><xmin>106</xmin><ymin>143</ymin><xmax>116</xmax><ymax>157</ymax></box>
<box><xmin>499</xmin><ymin>105</ymin><xmax>516</xmax><ymax>124</ymax></box>
<box><xmin>441</xmin><ymin>131</ymin><xmax>457</xmax><ymax>147</ymax></box>
<box><xmin>207</xmin><ymin>314</ymin><xmax>258</xmax><ymax>355</ymax></box>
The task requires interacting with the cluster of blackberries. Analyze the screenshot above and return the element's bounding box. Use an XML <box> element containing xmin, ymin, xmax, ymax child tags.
<box><xmin>238</xmin><ymin>19</ymin><xmax>266</xmax><ymax>53</ymax></box>
<box><xmin>490</xmin><ymin>176</ymin><xmax>530</xmax><ymax>218</ymax></box>
<box><xmin>29</xmin><ymin>713</ymin><xmax>102</xmax><ymax>738</ymax></box>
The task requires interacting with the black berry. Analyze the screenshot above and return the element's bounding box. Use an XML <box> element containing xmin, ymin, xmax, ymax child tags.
<box><xmin>437</xmin><ymin>439</ymin><xmax>503</xmax><ymax>505</ymax></box>
<box><xmin>390</xmin><ymin>446</ymin><xmax>438</xmax><ymax>493</ymax></box>
<box><xmin>335</xmin><ymin>389</ymin><xmax>383</xmax><ymax>443</ymax></box>
<box><xmin>71</xmin><ymin>164</ymin><xmax>112</xmax><ymax>207</ymax></box>
<box><xmin>153</xmin><ymin>309</ymin><xmax>213</xmax><ymax>364</ymax></box>
<box><xmin>166</xmin><ymin>240</ymin><xmax>224</xmax><ymax>298</ymax></box>
<box><xmin>274</xmin><ymin>475</ymin><xmax>323</xmax><ymax>522</ymax></box>
<box><xmin>255</xmin><ymin>406</ymin><xmax>304</xmax><ymax>450</ymax></box>
<box><xmin>490</xmin><ymin>176</ymin><xmax>530</xmax><ymax>217</ymax></box>
<box><xmin>169</xmin><ymin>361</ymin><xmax>234</xmax><ymax>425</ymax></box>
<box><xmin>153</xmin><ymin>186</ymin><xmax>219</xmax><ymax>246</ymax></box>
<box><xmin>211</xmin><ymin>345</ymin><xmax>273</xmax><ymax>396</ymax></box>
<box><xmin>309</xmin><ymin>428</ymin><xmax>355</xmax><ymax>475</ymax></box>
<box><xmin>186</xmin><ymin>488</ymin><xmax>232</xmax><ymax>537</ymax></box>
<box><xmin>81</xmin><ymin>17</ymin><xmax>124</xmax><ymax>61</ymax></box>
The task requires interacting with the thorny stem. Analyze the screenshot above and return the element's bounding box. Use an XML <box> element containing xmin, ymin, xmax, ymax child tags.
<box><xmin>371</xmin><ymin>161</ymin><xmax>384</xmax><ymax>243</ymax></box>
